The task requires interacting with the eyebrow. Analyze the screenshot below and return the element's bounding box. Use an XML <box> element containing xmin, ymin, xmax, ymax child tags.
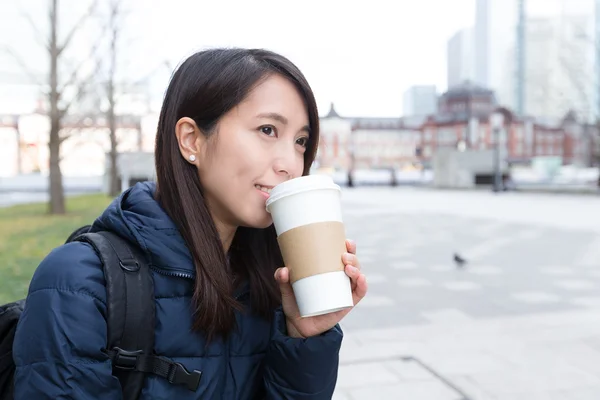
<box><xmin>256</xmin><ymin>112</ymin><xmax>311</xmax><ymax>134</ymax></box>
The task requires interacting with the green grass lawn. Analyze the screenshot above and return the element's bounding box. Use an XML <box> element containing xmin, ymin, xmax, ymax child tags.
<box><xmin>0</xmin><ymin>194</ymin><xmax>114</xmax><ymax>304</ymax></box>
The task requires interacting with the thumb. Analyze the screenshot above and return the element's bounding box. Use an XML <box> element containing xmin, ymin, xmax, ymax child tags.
<box><xmin>275</xmin><ymin>267</ymin><xmax>300</xmax><ymax>320</ymax></box>
<box><xmin>274</xmin><ymin>267</ymin><xmax>295</xmax><ymax>300</ymax></box>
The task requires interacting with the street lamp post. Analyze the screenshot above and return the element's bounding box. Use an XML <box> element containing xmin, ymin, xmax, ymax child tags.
<box><xmin>490</xmin><ymin>112</ymin><xmax>504</xmax><ymax>192</ymax></box>
<box><xmin>347</xmin><ymin>140</ymin><xmax>355</xmax><ymax>188</ymax></box>
<box><xmin>493</xmin><ymin>127</ymin><xmax>502</xmax><ymax>192</ymax></box>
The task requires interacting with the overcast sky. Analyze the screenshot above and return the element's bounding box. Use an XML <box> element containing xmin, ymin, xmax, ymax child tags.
<box><xmin>0</xmin><ymin>0</ymin><xmax>591</xmax><ymax>117</ymax></box>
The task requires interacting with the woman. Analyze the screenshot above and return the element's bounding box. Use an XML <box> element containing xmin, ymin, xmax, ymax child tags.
<box><xmin>12</xmin><ymin>48</ymin><xmax>367</xmax><ymax>399</ymax></box>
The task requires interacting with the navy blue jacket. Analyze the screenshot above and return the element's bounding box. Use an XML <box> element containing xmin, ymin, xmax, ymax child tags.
<box><xmin>12</xmin><ymin>182</ymin><xmax>343</xmax><ymax>399</ymax></box>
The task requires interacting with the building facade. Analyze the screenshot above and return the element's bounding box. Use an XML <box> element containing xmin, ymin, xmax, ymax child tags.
<box><xmin>1</xmin><ymin>86</ymin><xmax>597</xmax><ymax>179</ymax></box>
<box><xmin>317</xmin><ymin>83</ymin><xmax>598</xmax><ymax>172</ymax></box>
<box><xmin>319</xmin><ymin>104</ymin><xmax>423</xmax><ymax>171</ymax></box>
<box><xmin>0</xmin><ymin>112</ymin><xmax>149</xmax><ymax>177</ymax></box>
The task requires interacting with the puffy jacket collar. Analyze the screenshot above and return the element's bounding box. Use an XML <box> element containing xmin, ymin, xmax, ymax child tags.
<box><xmin>92</xmin><ymin>181</ymin><xmax>196</xmax><ymax>278</ymax></box>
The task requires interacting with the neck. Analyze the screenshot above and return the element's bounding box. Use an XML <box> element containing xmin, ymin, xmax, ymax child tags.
<box><xmin>205</xmin><ymin>199</ymin><xmax>237</xmax><ymax>253</ymax></box>
<box><xmin>214</xmin><ymin>219</ymin><xmax>237</xmax><ymax>253</ymax></box>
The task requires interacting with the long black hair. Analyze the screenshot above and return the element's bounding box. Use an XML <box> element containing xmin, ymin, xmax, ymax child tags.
<box><xmin>154</xmin><ymin>48</ymin><xmax>320</xmax><ymax>342</ymax></box>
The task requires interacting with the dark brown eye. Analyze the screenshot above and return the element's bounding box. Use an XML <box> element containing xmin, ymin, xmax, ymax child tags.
<box><xmin>296</xmin><ymin>137</ymin><xmax>309</xmax><ymax>148</ymax></box>
<box><xmin>260</xmin><ymin>126</ymin><xmax>276</xmax><ymax>136</ymax></box>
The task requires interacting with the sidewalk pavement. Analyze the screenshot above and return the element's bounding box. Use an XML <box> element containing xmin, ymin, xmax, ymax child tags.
<box><xmin>335</xmin><ymin>307</ymin><xmax>600</xmax><ymax>399</ymax></box>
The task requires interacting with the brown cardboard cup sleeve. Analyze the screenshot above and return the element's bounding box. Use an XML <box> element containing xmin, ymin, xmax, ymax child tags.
<box><xmin>276</xmin><ymin>221</ymin><xmax>347</xmax><ymax>284</ymax></box>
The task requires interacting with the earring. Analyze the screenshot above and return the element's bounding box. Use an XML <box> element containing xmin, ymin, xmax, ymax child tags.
<box><xmin>189</xmin><ymin>154</ymin><xmax>196</xmax><ymax>162</ymax></box>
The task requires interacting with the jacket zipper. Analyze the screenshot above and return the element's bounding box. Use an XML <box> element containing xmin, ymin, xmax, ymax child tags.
<box><xmin>151</xmin><ymin>264</ymin><xmax>249</xmax><ymax>397</ymax></box>
<box><xmin>149</xmin><ymin>266</ymin><xmax>250</xmax><ymax>299</ymax></box>
<box><xmin>149</xmin><ymin>265</ymin><xmax>194</xmax><ymax>280</ymax></box>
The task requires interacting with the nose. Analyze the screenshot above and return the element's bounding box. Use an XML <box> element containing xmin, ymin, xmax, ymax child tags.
<box><xmin>272</xmin><ymin>141</ymin><xmax>299</xmax><ymax>180</ymax></box>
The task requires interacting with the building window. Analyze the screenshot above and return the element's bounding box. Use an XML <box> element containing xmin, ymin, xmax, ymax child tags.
<box><xmin>439</xmin><ymin>128</ymin><xmax>455</xmax><ymax>144</ymax></box>
<box><xmin>515</xmin><ymin>143</ymin><xmax>523</xmax><ymax>156</ymax></box>
<box><xmin>423</xmin><ymin>145</ymin><xmax>432</xmax><ymax>158</ymax></box>
<box><xmin>514</xmin><ymin>127</ymin><xmax>523</xmax><ymax>140</ymax></box>
<box><xmin>424</xmin><ymin>128</ymin><xmax>433</xmax><ymax>141</ymax></box>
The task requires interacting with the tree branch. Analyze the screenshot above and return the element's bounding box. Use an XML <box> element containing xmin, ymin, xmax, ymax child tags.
<box><xmin>558</xmin><ymin>51</ymin><xmax>592</xmax><ymax>117</ymax></box>
<box><xmin>57</xmin><ymin>0</ymin><xmax>100</xmax><ymax>57</ymax></box>
<box><xmin>15</xmin><ymin>3</ymin><xmax>50</xmax><ymax>52</ymax></box>
<box><xmin>59</xmin><ymin>55</ymin><xmax>104</xmax><ymax>118</ymax></box>
<box><xmin>0</xmin><ymin>45</ymin><xmax>45</xmax><ymax>87</ymax></box>
<box><xmin>58</xmin><ymin>21</ymin><xmax>109</xmax><ymax>98</ymax></box>
<box><xmin>58</xmin><ymin>114</ymin><xmax>102</xmax><ymax>145</ymax></box>
<box><xmin>58</xmin><ymin>134</ymin><xmax>103</xmax><ymax>162</ymax></box>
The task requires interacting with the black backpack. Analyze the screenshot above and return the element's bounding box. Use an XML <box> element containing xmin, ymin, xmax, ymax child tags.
<box><xmin>0</xmin><ymin>226</ymin><xmax>201</xmax><ymax>399</ymax></box>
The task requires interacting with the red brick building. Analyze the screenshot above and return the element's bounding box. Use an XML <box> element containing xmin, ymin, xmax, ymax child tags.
<box><xmin>318</xmin><ymin>82</ymin><xmax>598</xmax><ymax>171</ymax></box>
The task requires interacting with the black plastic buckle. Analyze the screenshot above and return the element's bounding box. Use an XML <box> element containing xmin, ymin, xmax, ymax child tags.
<box><xmin>167</xmin><ymin>362</ymin><xmax>202</xmax><ymax>392</ymax></box>
<box><xmin>111</xmin><ymin>347</ymin><xmax>142</xmax><ymax>370</ymax></box>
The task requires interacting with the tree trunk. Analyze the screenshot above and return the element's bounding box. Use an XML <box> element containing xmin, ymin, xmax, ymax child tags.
<box><xmin>15</xmin><ymin>128</ymin><xmax>22</xmax><ymax>174</ymax></box>
<box><xmin>49</xmin><ymin>117</ymin><xmax>65</xmax><ymax>214</ymax></box>
<box><xmin>597</xmin><ymin>153</ymin><xmax>600</xmax><ymax>188</ymax></box>
<box><xmin>596</xmin><ymin>120</ymin><xmax>600</xmax><ymax>188</ymax></box>
<box><xmin>107</xmin><ymin>3</ymin><xmax>120</xmax><ymax>197</ymax></box>
<box><xmin>48</xmin><ymin>0</ymin><xmax>65</xmax><ymax>214</ymax></box>
<box><xmin>108</xmin><ymin>102</ymin><xmax>119</xmax><ymax>197</ymax></box>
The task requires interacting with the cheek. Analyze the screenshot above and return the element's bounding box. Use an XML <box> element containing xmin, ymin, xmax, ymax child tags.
<box><xmin>296</xmin><ymin>153</ymin><xmax>307</xmax><ymax>176</ymax></box>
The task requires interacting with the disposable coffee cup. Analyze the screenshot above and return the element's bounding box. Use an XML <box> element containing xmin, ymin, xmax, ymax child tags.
<box><xmin>266</xmin><ymin>174</ymin><xmax>354</xmax><ymax>317</ymax></box>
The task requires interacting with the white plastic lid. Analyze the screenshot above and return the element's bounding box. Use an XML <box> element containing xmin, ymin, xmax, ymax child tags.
<box><xmin>266</xmin><ymin>174</ymin><xmax>341</xmax><ymax>210</ymax></box>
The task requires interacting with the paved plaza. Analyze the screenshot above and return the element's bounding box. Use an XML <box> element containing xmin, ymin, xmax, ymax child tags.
<box><xmin>3</xmin><ymin>185</ymin><xmax>600</xmax><ymax>398</ymax></box>
<box><xmin>335</xmin><ymin>187</ymin><xmax>600</xmax><ymax>399</ymax></box>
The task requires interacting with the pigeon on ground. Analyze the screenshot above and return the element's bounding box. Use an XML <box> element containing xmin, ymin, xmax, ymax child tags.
<box><xmin>453</xmin><ymin>253</ymin><xmax>467</xmax><ymax>268</ymax></box>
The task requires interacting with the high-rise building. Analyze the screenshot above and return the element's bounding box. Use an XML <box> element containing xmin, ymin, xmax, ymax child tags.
<box><xmin>474</xmin><ymin>0</ymin><xmax>597</xmax><ymax>119</ymax></box>
<box><xmin>474</xmin><ymin>0</ymin><xmax>518</xmax><ymax>108</ymax></box>
<box><xmin>402</xmin><ymin>85</ymin><xmax>438</xmax><ymax>117</ymax></box>
<box><xmin>447</xmin><ymin>28</ymin><xmax>475</xmax><ymax>88</ymax></box>
<box><xmin>518</xmin><ymin>15</ymin><xmax>594</xmax><ymax>120</ymax></box>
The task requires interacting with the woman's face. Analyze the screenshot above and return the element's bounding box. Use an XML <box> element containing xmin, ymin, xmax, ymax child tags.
<box><xmin>177</xmin><ymin>73</ymin><xmax>311</xmax><ymax>234</ymax></box>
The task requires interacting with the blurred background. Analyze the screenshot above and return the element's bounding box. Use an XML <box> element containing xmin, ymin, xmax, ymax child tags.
<box><xmin>1</xmin><ymin>0</ymin><xmax>600</xmax><ymax>399</ymax></box>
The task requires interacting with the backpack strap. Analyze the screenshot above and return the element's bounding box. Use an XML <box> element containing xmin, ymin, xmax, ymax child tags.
<box><xmin>75</xmin><ymin>231</ymin><xmax>201</xmax><ymax>396</ymax></box>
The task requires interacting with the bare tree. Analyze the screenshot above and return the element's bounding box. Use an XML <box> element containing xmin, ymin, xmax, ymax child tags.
<box><xmin>106</xmin><ymin>0</ymin><xmax>121</xmax><ymax>197</ymax></box>
<box><xmin>48</xmin><ymin>0</ymin><xmax>104</xmax><ymax>214</ymax></box>
<box><xmin>3</xmin><ymin>0</ymin><xmax>103</xmax><ymax>214</ymax></box>
<box><xmin>102</xmin><ymin>0</ymin><xmax>171</xmax><ymax>197</ymax></box>
<box><xmin>556</xmin><ymin>17</ymin><xmax>600</xmax><ymax>187</ymax></box>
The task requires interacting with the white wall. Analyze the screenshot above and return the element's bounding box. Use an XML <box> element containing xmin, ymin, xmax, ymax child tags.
<box><xmin>0</xmin><ymin>127</ymin><xmax>18</xmax><ymax>177</ymax></box>
<box><xmin>318</xmin><ymin>116</ymin><xmax>352</xmax><ymax>169</ymax></box>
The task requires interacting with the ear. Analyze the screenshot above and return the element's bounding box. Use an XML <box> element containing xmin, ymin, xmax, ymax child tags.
<box><xmin>175</xmin><ymin>117</ymin><xmax>204</xmax><ymax>164</ymax></box>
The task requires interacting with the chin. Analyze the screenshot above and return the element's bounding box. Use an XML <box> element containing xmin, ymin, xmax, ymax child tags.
<box><xmin>240</xmin><ymin>212</ymin><xmax>273</xmax><ymax>230</ymax></box>
<box><xmin>252</xmin><ymin>218</ymin><xmax>274</xmax><ymax>230</ymax></box>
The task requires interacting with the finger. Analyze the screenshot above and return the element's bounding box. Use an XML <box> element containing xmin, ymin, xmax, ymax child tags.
<box><xmin>342</xmin><ymin>253</ymin><xmax>360</xmax><ymax>270</ymax></box>
<box><xmin>344</xmin><ymin>264</ymin><xmax>360</xmax><ymax>291</ymax></box>
<box><xmin>352</xmin><ymin>273</ymin><xmax>368</xmax><ymax>305</ymax></box>
<box><xmin>344</xmin><ymin>265</ymin><xmax>367</xmax><ymax>303</ymax></box>
<box><xmin>345</xmin><ymin>239</ymin><xmax>357</xmax><ymax>255</ymax></box>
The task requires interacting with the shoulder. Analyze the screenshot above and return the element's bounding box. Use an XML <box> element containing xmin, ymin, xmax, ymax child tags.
<box><xmin>27</xmin><ymin>241</ymin><xmax>107</xmax><ymax>304</ymax></box>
